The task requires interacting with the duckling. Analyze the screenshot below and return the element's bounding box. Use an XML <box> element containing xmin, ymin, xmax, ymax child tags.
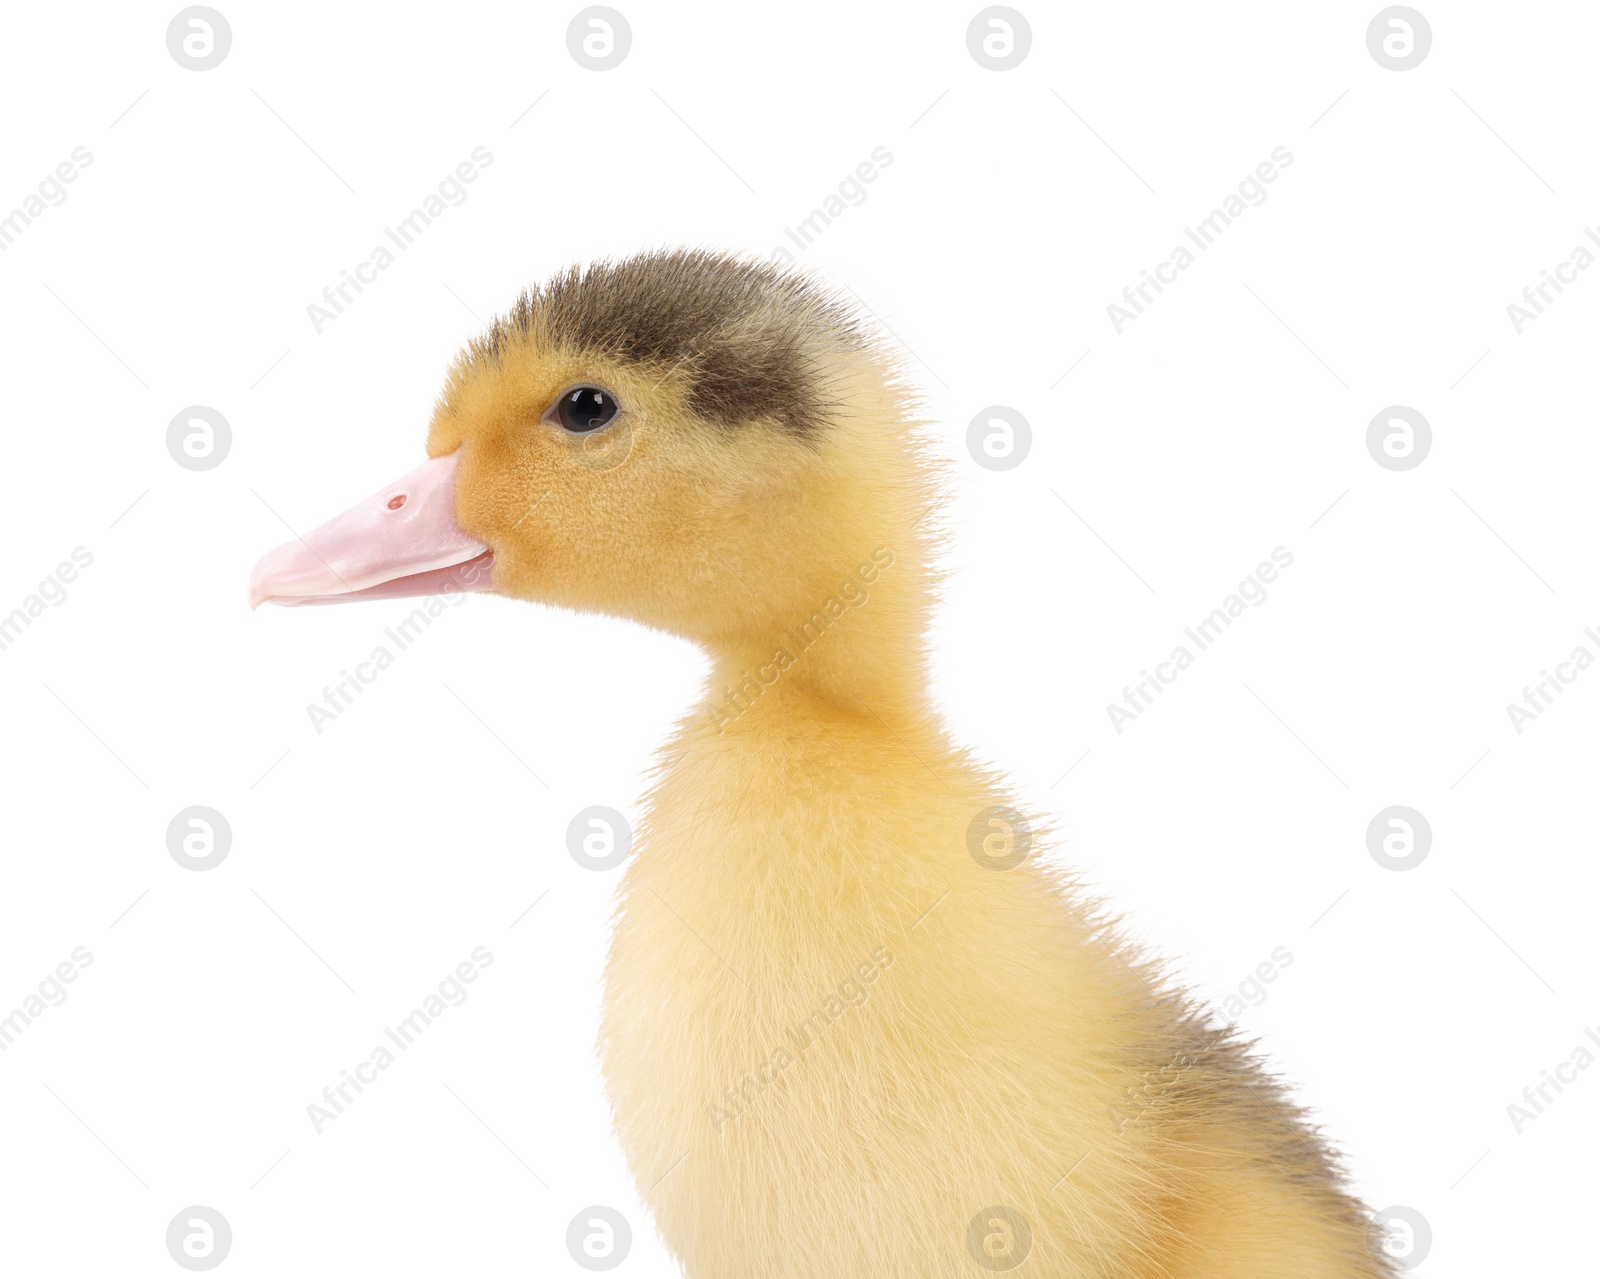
<box><xmin>250</xmin><ymin>249</ymin><xmax>1393</xmax><ymax>1279</ymax></box>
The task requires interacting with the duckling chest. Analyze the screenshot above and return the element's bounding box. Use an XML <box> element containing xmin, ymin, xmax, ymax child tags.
<box><xmin>595</xmin><ymin>730</ymin><xmax>1000</xmax><ymax>1168</ymax></box>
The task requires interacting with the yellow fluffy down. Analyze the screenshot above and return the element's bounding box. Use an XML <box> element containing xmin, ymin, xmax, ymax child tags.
<box><xmin>426</xmin><ymin>257</ymin><xmax>1394</xmax><ymax>1278</ymax></box>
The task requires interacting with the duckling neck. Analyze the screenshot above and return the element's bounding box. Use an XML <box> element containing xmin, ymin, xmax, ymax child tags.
<box><xmin>699</xmin><ymin>541</ymin><xmax>934</xmax><ymax>735</ymax></box>
<box><xmin>695</xmin><ymin>394</ymin><xmax>941</xmax><ymax>735</ymax></box>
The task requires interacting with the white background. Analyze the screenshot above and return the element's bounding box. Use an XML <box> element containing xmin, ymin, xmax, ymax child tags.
<box><xmin>0</xmin><ymin>1</ymin><xmax>1593</xmax><ymax>1274</ymax></box>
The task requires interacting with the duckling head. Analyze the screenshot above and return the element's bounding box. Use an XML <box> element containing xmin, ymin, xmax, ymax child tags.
<box><xmin>250</xmin><ymin>249</ymin><xmax>936</xmax><ymax>702</ymax></box>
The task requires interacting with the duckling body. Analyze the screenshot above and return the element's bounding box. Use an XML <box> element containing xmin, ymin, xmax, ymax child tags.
<box><xmin>608</xmin><ymin>695</ymin><xmax>1381</xmax><ymax>1278</ymax></box>
<box><xmin>595</xmin><ymin>343</ymin><xmax>1388</xmax><ymax>1279</ymax></box>
<box><xmin>249</xmin><ymin>250</ymin><xmax>1391</xmax><ymax>1278</ymax></box>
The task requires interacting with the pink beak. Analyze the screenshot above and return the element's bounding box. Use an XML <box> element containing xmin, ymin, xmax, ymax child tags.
<box><xmin>248</xmin><ymin>453</ymin><xmax>494</xmax><ymax>608</ymax></box>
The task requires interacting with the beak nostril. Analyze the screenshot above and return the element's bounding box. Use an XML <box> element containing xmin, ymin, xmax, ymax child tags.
<box><xmin>387</xmin><ymin>495</ymin><xmax>406</xmax><ymax>510</ymax></box>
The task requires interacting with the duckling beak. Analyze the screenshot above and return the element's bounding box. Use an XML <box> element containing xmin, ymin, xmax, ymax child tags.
<box><xmin>248</xmin><ymin>453</ymin><xmax>494</xmax><ymax>608</ymax></box>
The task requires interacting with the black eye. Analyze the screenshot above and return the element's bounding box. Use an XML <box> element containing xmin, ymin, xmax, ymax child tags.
<box><xmin>555</xmin><ymin>386</ymin><xmax>618</xmax><ymax>433</ymax></box>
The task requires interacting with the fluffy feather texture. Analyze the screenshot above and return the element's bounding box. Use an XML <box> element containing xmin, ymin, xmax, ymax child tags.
<box><xmin>427</xmin><ymin>249</ymin><xmax>1394</xmax><ymax>1278</ymax></box>
<box><xmin>453</xmin><ymin>248</ymin><xmax>862</xmax><ymax>437</ymax></box>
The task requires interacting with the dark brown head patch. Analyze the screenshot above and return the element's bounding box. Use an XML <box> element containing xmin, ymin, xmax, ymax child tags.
<box><xmin>464</xmin><ymin>249</ymin><xmax>864</xmax><ymax>438</ymax></box>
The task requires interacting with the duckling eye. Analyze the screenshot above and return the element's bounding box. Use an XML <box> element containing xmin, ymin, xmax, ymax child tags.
<box><xmin>554</xmin><ymin>386</ymin><xmax>618</xmax><ymax>433</ymax></box>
